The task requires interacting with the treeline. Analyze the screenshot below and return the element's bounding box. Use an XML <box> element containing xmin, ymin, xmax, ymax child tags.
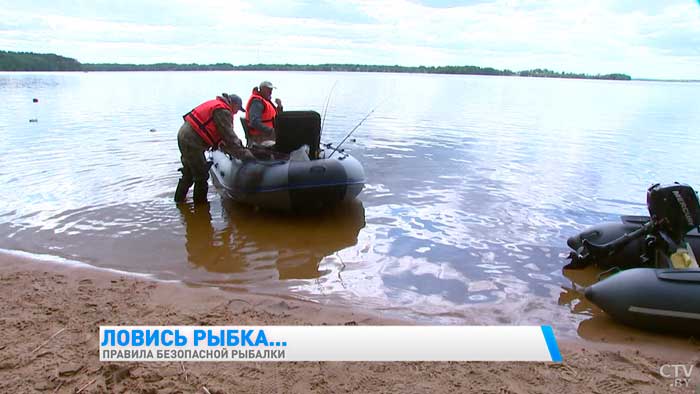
<box><xmin>0</xmin><ymin>51</ymin><xmax>235</xmax><ymax>72</ymax></box>
<box><xmin>82</xmin><ymin>62</ymin><xmax>235</xmax><ymax>71</ymax></box>
<box><xmin>517</xmin><ymin>68</ymin><xmax>631</xmax><ymax>80</ymax></box>
<box><xmin>232</xmin><ymin>63</ymin><xmax>631</xmax><ymax>80</ymax></box>
<box><xmin>233</xmin><ymin>63</ymin><xmax>509</xmax><ymax>75</ymax></box>
<box><xmin>0</xmin><ymin>50</ymin><xmax>82</xmax><ymax>71</ymax></box>
<box><xmin>0</xmin><ymin>50</ymin><xmax>631</xmax><ymax>80</ymax></box>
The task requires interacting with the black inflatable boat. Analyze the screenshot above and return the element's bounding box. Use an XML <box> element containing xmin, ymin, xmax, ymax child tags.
<box><xmin>584</xmin><ymin>268</ymin><xmax>700</xmax><ymax>335</ymax></box>
<box><xmin>567</xmin><ymin>215</ymin><xmax>700</xmax><ymax>270</ymax></box>
<box><xmin>566</xmin><ymin>183</ymin><xmax>700</xmax><ymax>335</ymax></box>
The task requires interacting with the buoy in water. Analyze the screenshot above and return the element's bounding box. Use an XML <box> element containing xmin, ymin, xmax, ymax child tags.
<box><xmin>149</xmin><ymin>128</ymin><xmax>156</xmax><ymax>132</ymax></box>
<box><xmin>32</xmin><ymin>98</ymin><xmax>38</xmax><ymax>103</ymax></box>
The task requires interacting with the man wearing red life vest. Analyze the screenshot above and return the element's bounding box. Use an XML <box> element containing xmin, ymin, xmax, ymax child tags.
<box><xmin>175</xmin><ymin>93</ymin><xmax>254</xmax><ymax>204</ymax></box>
<box><xmin>245</xmin><ymin>80</ymin><xmax>283</xmax><ymax>146</ymax></box>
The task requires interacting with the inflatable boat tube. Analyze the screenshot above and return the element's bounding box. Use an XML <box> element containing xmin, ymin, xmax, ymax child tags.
<box><xmin>209</xmin><ymin>149</ymin><xmax>365</xmax><ymax>212</ymax></box>
<box><xmin>584</xmin><ymin>268</ymin><xmax>700</xmax><ymax>335</ymax></box>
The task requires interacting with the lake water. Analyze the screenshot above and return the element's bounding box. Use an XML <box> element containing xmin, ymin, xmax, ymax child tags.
<box><xmin>1</xmin><ymin>71</ymin><xmax>699</xmax><ymax>336</ymax></box>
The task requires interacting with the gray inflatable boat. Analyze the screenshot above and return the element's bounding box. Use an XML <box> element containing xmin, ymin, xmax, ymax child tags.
<box><xmin>209</xmin><ymin>111</ymin><xmax>366</xmax><ymax>211</ymax></box>
<box><xmin>209</xmin><ymin>149</ymin><xmax>365</xmax><ymax>211</ymax></box>
<box><xmin>566</xmin><ymin>183</ymin><xmax>700</xmax><ymax>335</ymax></box>
<box><xmin>585</xmin><ymin>268</ymin><xmax>700</xmax><ymax>335</ymax></box>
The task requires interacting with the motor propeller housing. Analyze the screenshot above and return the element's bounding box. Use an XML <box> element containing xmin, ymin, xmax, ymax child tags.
<box><xmin>646</xmin><ymin>183</ymin><xmax>700</xmax><ymax>244</ymax></box>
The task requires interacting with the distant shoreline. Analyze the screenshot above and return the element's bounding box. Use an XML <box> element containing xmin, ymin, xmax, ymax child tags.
<box><xmin>633</xmin><ymin>78</ymin><xmax>700</xmax><ymax>83</ymax></box>
<box><xmin>1</xmin><ymin>50</ymin><xmax>632</xmax><ymax>81</ymax></box>
<box><xmin>4</xmin><ymin>69</ymin><xmax>696</xmax><ymax>83</ymax></box>
<box><xmin>4</xmin><ymin>68</ymin><xmax>698</xmax><ymax>83</ymax></box>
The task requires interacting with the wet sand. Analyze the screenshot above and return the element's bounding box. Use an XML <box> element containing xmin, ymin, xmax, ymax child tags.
<box><xmin>1</xmin><ymin>252</ymin><xmax>699</xmax><ymax>394</ymax></box>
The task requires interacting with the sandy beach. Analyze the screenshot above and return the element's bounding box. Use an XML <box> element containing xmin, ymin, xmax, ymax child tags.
<box><xmin>1</xmin><ymin>251</ymin><xmax>698</xmax><ymax>394</ymax></box>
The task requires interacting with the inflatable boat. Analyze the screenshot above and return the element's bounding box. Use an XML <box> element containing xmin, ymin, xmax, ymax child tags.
<box><xmin>565</xmin><ymin>183</ymin><xmax>700</xmax><ymax>334</ymax></box>
<box><xmin>566</xmin><ymin>215</ymin><xmax>700</xmax><ymax>270</ymax></box>
<box><xmin>209</xmin><ymin>111</ymin><xmax>366</xmax><ymax>212</ymax></box>
<box><xmin>584</xmin><ymin>268</ymin><xmax>700</xmax><ymax>335</ymax></box>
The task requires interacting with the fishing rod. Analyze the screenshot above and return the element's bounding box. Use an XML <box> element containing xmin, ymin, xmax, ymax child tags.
<box><xmin>320</xmin><ymin>80</ymin><xmax>338</xmax><ymax>140</ymax></box>
<box><xmin>327</xmin><ymin>99</ymin><xmax>385</xmax><ymax>159</ymax></box>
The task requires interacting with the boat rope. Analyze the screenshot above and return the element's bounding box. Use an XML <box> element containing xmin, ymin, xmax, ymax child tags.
<box><xmin>596</xmin><ymin>266</ymin><xmax>621</xmax><ymax>281</ymax></box>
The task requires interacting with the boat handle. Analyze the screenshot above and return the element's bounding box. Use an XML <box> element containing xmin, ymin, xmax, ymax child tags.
<box><xmin>310</xmin><ymin>166</ymin><xmax>326</xmax><ymax>174</ymax></box>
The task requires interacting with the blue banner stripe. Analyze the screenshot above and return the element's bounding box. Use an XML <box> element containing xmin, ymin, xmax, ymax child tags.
<box><xmin>540</xmin><ymin>325</ymin><xmax>562</xmax><ymax>362</ymax></box>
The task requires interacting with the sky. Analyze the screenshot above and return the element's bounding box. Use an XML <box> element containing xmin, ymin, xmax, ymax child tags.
<box><xmin>1</xmin><ymin>0</ymin><xmax>699</xmax><ymax>79</ymax></box>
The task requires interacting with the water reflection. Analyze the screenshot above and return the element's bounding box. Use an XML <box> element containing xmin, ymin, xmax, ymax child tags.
<box><xmin>558</xmin><ymin>267</ymin><xmax>601</xmax><ymax>317</ymax></box>
<box><xmin>177</xmin><ymin>200</ymin><xmax>366</xmax><ymax>282</ymax></box>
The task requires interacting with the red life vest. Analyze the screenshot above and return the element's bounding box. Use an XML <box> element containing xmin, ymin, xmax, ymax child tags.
<box><xmin>245</xmin><ymin>89</ymin><xmax>277</xmax><ymax>136</ymax></box>
<box><xmin>183</xmin><ymin>97</ymin><xmax>233</xmax><ymax>146</ymax></box>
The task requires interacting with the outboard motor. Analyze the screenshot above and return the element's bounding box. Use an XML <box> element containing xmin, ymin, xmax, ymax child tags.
<box><xmin>566</xmin><ymin>183</ymin><xmax>700</xmax><ymax>269</ymax></box>
<box><xmin>646</xmin><ymin>183</ymin><xmax>700</xmax><ymax>245</ymax></box>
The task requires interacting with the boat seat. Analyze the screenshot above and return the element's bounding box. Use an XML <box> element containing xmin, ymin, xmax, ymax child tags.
<box><xmin>274</xmin><ymin>111</ymin><xmax>321</xmax><ymax>159</ymax></box>
<box><xmin>239</xmin><ymin>117</ymin><xmax>253</xmax><ymax>148</ymax></box>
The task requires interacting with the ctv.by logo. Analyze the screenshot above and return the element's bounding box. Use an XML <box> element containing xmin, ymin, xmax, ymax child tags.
<box><xmin>659</xmin><ymin>364</ymin><xmax>696</xmax><ymax>389</ymax></box>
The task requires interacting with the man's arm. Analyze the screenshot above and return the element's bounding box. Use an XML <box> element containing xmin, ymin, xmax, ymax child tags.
<box><xmin>213</xmin><ymin>109</ymin><xmax>252</xmax><ymax>159</ymax></box>
<box><xmin>274</xmin><ymin>98</ymin><xmax>283</xmax><ymax>113</ymax></box>
<box><xmin>248</xmin><ymin>99</ymin><xmax>275</xmax><ymax>134</ymax></box>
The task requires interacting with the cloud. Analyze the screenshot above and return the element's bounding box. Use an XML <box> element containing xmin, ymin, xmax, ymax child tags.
<box><xmin>0</xmin><ymin>0</ymin><xmax>699</xmax><ymax>79</ymax></box>
<box><xmin>244</xmin><ymin>0</ymin><xmax>376</xmax><ymax>23</ymax></box>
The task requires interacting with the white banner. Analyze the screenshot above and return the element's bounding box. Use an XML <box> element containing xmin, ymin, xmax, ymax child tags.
<box><xmin>99</xmin><ymin>325</ymin><xmax>561</xmax><ymax>362</ymax></box>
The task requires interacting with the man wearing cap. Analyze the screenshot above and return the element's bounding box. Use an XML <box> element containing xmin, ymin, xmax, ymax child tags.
<box><xmin>175</xmin><ymin>93</ymin><xmax>254</xmax><ymax>204</ymax></box>
<box><xmin>245</xmin><ymin>81</ymin><xmax>283</xmax><ymax>146</ymax></box>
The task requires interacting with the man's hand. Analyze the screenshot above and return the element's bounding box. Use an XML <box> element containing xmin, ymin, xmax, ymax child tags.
<box><xmin>218</xmin><ymin>138</ymin><xmax>244</xmax><ymax>153</ymax></box>
<box><xmin>240</xmin><ymin>149</ymin><xmax>256</xmax><ymax>162</ymax></box>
